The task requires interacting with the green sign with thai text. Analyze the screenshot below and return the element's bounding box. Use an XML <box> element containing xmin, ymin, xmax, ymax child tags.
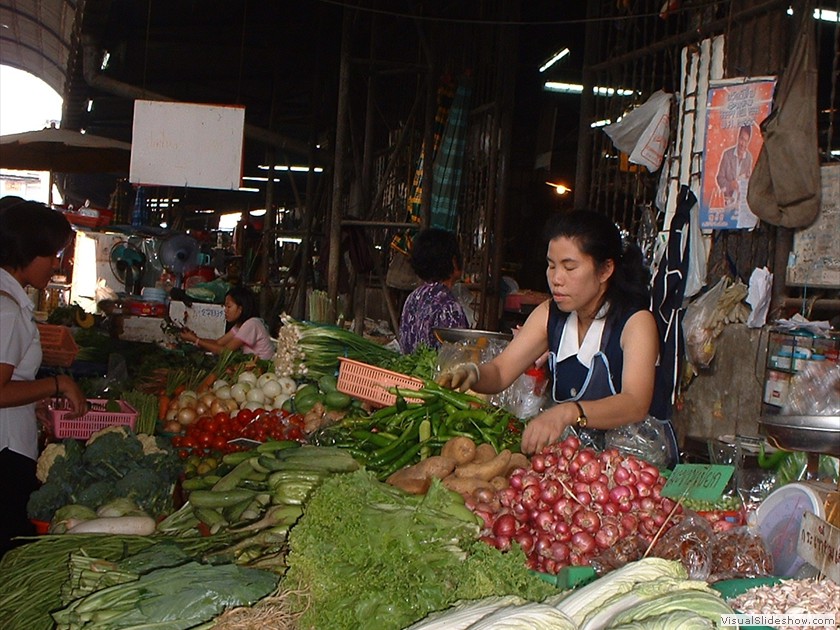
<box><xmin>661</xmin><ymin>464</ymin><xmax>734</xmax><ymax>502</ymax></box>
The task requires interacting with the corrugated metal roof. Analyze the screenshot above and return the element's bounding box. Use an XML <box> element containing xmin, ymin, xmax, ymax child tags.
<box><xmin>0</xmin><ymin>0</ymin><xmax>80</xmax><ymax>96</ymax></box>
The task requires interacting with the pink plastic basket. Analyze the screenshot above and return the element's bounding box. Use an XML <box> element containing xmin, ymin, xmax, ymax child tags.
<box><xmin>336</xmin><ymin>357</ymin><xmax>424</xmax><ymax>408</ymax></box>
<box><xmin>48</xmin><ymin>398</ymin><xmax>138</xmax><ymax>439</ymax></box>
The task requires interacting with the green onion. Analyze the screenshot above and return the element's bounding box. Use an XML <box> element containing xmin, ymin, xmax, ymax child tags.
<box><xmin>274</xmin><ymin>315</ymin><xmax>398</xmax><ymax>379</ymax></box>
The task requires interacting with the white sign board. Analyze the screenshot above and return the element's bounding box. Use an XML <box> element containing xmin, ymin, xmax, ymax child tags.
<box><xmin>787</xmin><ymin>163</ymin><xmax>840</xmax><ymax>288</ymax></box>
<box><xmin>129</xmin><ymin>100</ymin><xmax>245</xmax><ymax>190</ymax></box>
<box><xmin>797</xmin><ymin>511</ymin><xmax>840</xmax><ymax>583</ymax></box>
<box><xmin>168</xmin><ymin>300</ymin><xmax>226</xmax><ymax>340</ymax></box>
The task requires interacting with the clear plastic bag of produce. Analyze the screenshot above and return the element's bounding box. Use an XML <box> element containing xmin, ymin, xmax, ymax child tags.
<box><xmin>604</xmin><ymin>414</ymin><xmax>675</xmax><ymax>468</ymax></box>
<box><xmin>682</xmin><ymin>277</ymin><xmax>727</xmax><ymax>369</ymax></box>
<box><xmin>650</xmin><ymin>512</ymin><xmax>714</xmax><ymax>580</ymax></box>
<box><xmin>590</xmin><ymin>535</ymin><xmax>648</xmax><ymax>575</ymax></box>
<box><xmin>708</xmin><ymin>525</ymin><xmax>774</xmax><ymax>583</ymax></box>
<box><xmin>735</xmin><ymin>466</ymin><xmax>776</xmax><ymax>515</ymax></box>
<box><xmin>782</xmin><ymin>359</ymin><xmax>840</xmax><ymax>415</ymax></box>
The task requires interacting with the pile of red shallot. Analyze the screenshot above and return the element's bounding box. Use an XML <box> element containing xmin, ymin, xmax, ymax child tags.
<box><xmin>470</xmin><ymin>435</ymin><xmax>681</xmax><ymax>575</ymax></box>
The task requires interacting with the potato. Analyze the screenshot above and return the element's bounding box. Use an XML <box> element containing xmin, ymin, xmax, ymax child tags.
<box><xmin>409</xmin><ymin>455</ymin><xmax>457</xmax><ymax>480</ymax></box>
<box><xmin>454</xmin><ymin>449</ymin><xmax>512</xmax><ymax>481</ymax></box>
<box><xmin>442</xmin><ymin>474</ymin><xmax>493</xmax><ymax>498</ymax></box>
<box><xmin>472</xmin><ymin>442</ymin><xmax>497</xmax><ymax>464</ymax></box>
<box><xmin>440</xmin><ymin>436</ymin><xmax>477</xmax><ymax>465</ymax></box>
<box><xmin>506</xmin><ymin>452</ymin><xmax>530</xmax><ymax>475</ymax></box>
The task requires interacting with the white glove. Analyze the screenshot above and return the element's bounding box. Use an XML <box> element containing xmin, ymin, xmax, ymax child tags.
<box><xmin>437</xmin><ymin>362</ymin><xmax>480</xmax><ymax>393</ymax></box>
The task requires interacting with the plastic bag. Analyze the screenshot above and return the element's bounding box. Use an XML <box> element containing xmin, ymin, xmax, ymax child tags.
<box><xmin>590</xmin><ymin>535</ymin><xmax>648</xmax><ymax>575</ymax></box>
<box><xmin>602</xmin><ymin>90</ymin><xmax>672</xmax><ymax>172</ymax></box>
<box><xmin>605</xmin><ymin>415</ymin><xmax>674</xmax><ymax>468</ymax></box>
<box><xmin>650</xmin><ymin>513</ymin><xmax>714</xmax><ymax>580</ymax></box>
<box><xmin>709</xmin><ymin>526</ymin><xmax>773</xmax><ymax>582</ymax></box>
<box><xmin>783</xmin><ymin>359</ymin><xmax>840</xmax><ymax>415</ymax></box>
<box><xmin>682</xmin><ymin>277</ymin><xmax>728</xmax><ymax>368</ymax></box>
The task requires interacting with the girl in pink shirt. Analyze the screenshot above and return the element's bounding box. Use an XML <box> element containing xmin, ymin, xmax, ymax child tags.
<box><xmin>181</xmin><ymin>286</ymin><xmax>275</xmax><ymax>360</ymax></box>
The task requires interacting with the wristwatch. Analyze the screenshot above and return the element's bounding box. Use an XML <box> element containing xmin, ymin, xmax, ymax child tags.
<box><xmin>572</xmin><ymin>401</ymin><xmax>588</xmax><ymax>428</ymax></box>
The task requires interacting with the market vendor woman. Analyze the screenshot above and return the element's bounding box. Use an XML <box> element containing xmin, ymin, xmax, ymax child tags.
<box><xmin>180</xmin><ymin>286</ymin><xmax>275</xmax><ymax>360</ymax></box>
<box><xmin>399</xmin><ymin>227</ymin><xmax>470</xmax><ymax>354</ymax></box>
<box><xmin>439</xmin><ymin>210</ymin><xmax>678</xmax><ymax>467</ymax></box>
<box><xmin>0</xmin><ymin>197</ymin><xmax>87</xmax><ymax>554</ymax></box>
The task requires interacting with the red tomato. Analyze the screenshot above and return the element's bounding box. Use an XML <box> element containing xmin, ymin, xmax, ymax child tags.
<box><xmin>181</xmin><ymin>436</ymin><xmax>198</xmax><ymax>449</ymax></box>
<box><xmin>214</xmin><ymin>412</ymin><xmax>231</xmax><ymax>427</ymax></box>
<box><xmin>237</xmin><ymin>409</ymin><xmax>255</xmax><ymax>424</ymax></box>
<box><xmin>211</xmin><ymin>435</ymin><xmax>228</xmax><ymax>451</ymax></box>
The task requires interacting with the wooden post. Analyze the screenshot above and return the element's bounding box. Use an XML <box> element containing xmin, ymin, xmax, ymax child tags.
<box><xmin>327</xmin><ymin>8</ymin><xmax>353</xmax><ymax>324</ymax></box>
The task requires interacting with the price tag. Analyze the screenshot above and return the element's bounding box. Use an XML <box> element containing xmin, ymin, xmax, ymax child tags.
<box><xmin>797</xmin><ymin>512</ymin><xmax>840</xmax><ymax>583</ymax></box>
<box><xmin>661</xmin><ymin>464</ymin><xmax>734</xmax><ymax>502</ymax></box>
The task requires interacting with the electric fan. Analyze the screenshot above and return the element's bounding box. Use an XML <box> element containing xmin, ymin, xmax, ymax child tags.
<box><xmin>158</xmin><ymin>234</ymin><xmax>201</xmax><ymax>288</ymax></box>
<box><xmin>109</xmin><ymin>241</ymin><xmax>147</xmax><ymax>295</ymax></box>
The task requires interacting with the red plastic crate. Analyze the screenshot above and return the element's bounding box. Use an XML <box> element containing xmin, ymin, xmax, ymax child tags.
<box><xmin>336</xmin><ymin>357</ymin><xmax>424</xmax><ymax>408</ymax></box>
<box><xmin>48</xmin><ymin>398</ymin><xmax>138</xmax><ymax>439</ymax></box>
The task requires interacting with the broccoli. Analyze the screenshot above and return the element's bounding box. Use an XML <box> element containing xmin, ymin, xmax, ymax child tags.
<box><xmin>83</xmin><ymin>430</ymin><xmax>144</xmax><ymax>476</ymax></box>
<box><xmin>74</xmin><ymin>479</ymin><xmax>117</xmax><ymax>509</ymax></box>
<box><xmin>27</xmin><ymin>481</ymin><xmax>70</xmax><ymax>521</ymax></box>
<box><xmin>29</xmin><ymin>428</ymin><xmax>184</xmax><ymax>522</ymax></box>
<box><xmin>115</xmin><ymin>469</ymin><xmax>175</xmax><ymax>517</ymax></box>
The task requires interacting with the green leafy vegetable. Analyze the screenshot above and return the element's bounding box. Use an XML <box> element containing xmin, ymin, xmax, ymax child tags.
<box><xmin>52</xmin><ymin>561</ymin><xmax>277</xmax><ymax>629</ymax></box>
<box><xmin>284</xmin><ymin>469</ymin><xmax>554</xmax><ymax>630</ymax></box>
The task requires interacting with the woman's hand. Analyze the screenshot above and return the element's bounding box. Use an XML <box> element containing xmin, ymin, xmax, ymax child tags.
<box><xmin>56</xmin><ymin>375</ymin><xmax>88</xmax><ymax>418</ymax></box>
<box><xmin>437</xmin><ymin>362</ymin><xmax>480</xmax><ymax>392</ymax></box>
<box><xmin>520</xmin><ymin>404</ymin><xmax>574</xmax><ymax>454</ymax></box>
<box><xmin>180</xmin><ymin>329</ymin><xmax>197</xmax><ymax>344</ymax></box>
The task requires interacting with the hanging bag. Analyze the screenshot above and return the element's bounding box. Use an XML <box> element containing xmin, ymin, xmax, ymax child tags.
<box><xmin>747</xmin><ymin>0</ymin><xmax>821</xmax><ymax>228</ymax></box>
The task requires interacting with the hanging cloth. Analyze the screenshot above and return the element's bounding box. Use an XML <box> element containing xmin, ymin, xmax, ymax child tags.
<box><xmin>430</xmin><ymin>80</ymin><xmax>472</xmax><ymax>231</ymax></box>
<box><xmin>390</xmin><ymin>77</ymin><xmax>456</xmax><ymax>255</ymax></box>
<box><xmin>747</xmin><ymin>0</ymin><xmax>821</xmax><ymax>228</ymax></box>
<box><xmin>650</xmin><ymin>185</ymin><xmax>695</xmax><ymax>421</ymax></box>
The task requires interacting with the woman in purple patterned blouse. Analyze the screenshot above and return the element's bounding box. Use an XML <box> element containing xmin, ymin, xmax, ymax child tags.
<box><xmin>399</xmin><ymin>228</ymin><xmax>470</xmax><ymax>354</ymax></box>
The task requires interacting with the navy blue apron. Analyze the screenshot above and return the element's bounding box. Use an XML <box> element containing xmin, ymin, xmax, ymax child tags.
<box><xmin>547</xmin><ymin>303</ymin><xmax>679</xmax><ymax>466</ymax></box>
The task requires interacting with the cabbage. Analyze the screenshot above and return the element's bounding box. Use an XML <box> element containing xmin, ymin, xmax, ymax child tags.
<box><xmin>608</xmin><ymin>610</ymin><xmax>716</xmax><ymax>629</ymax></box>
<box><xmin>466</xmin><ymin>602</ymin><xmax>576</xmax><ymax>629</ymax></box>
<box><xmin>551</xmin><ymin>558</ymin><xmax>687</xmax><ymax>625</ymax></box>
<box><xmin>405</xmin><ymin>596</ymin><xmax>522</xmax><ymax>630</ymax></box>
<box><xmin>606</xmin><ymin>590</ymin><xmax>736</xmax><ymax>629</ymax></box>
<box><xmin>580</xmin><ymin>577</ymin><xmax>715</xmax><ymax>630</ymax></box>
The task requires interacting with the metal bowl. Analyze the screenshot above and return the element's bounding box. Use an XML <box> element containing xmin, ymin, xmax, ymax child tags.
<box><xmin>433</xmin><ymin>327</ymin><xmax>513</xmax><ymax>345</ymax></box>
<box><xmin>758</xmin><ymin>415</ymin><xmax>840</xmax><ymax>457</ymax></box>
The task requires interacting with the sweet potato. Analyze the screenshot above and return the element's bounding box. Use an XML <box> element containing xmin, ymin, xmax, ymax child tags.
<box><xmin>386</xmin><ymin>468</ymin><xmax>432</xmax><ymax>495</ymax></box>
<box><xmin>442</xmin><ymin>474</ymin><xmax>493</xmax><ymax>498</ymax></box>
<box><xmin>408</xmin><ymin>455</ymin><xmax>457</xmax><ymax>480</ymax></box>
<box><xmin>506</xmin><ymin>452</ymin><xmax>530</xmax><ymax>475</ymax></box>
<box><xmin>454</xmin><ymin>449</ymin><xmax>512</xmax><ymax>481</ymax></box>
<box><xmin>472</xmin><ymin>442</ymin><xmax>497</xmax><ymax>464</ymax></box>
<box><xmin>440</xmin><ymin>436</ymin><xmax>477</xmax><ymax>465</ymax></box>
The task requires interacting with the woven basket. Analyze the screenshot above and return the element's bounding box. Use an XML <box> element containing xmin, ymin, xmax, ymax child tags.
<box><xmin>37</xmin><ymin>324</ymin><xmax>78</xmax><ymax>367</ymax></box>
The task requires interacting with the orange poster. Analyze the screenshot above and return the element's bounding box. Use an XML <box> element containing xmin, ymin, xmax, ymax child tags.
<box><xmin>700</xmin><ymin>79</ymin><xmax>776</xmax><ymax>230</ymax></box>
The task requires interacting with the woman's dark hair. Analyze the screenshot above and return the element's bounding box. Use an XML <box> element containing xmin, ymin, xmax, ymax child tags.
<box><xmin>0</xmin><ymin>197</ymin><xmax>74</xmax><ymax>268</ymax></box>
<box><xmin>226</xmin><ymin>285</ymin><xmax>259</xmax><ymax>326</ymax></box>
<box><xmin>409</xmin><ymin>228</ymin><xmax>462</xmax><ymax>282</ymax></box>
<box><xmin>543</xmin><ymin>209</ymin><xmax>650</xmax><ymax>319</ymax></box>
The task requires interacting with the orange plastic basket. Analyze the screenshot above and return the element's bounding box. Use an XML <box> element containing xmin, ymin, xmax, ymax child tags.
<box><xmin>37</xmin><ymin>324</ymin><xmax>79</xmax><ymax>367</ymax></box>
<box><xmin>48</xmin><ymin>399</ymin><xmax>138</xmax><ymax>440</ymax></box>
<box><xmin>336</xmin><ymin>357</ymin><xmax>424</xmax><ymax>408</ymax></box>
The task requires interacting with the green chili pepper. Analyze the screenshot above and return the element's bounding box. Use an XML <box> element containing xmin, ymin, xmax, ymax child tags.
<box><xmin>758</xmin><ymin>443</ymin><xmax>789</xmax><ymax>470</ymax></box>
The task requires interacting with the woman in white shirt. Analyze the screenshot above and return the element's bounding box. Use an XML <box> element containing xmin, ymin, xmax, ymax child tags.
<box><xmin>180</xmin><ymin>286</ymin><xmax>275</xmax><ymax>360</ymax></box>
<box><xmin>0</xmin><ymin>197</ymin><xmax>87</xmax><ymax>553</ymax></box>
